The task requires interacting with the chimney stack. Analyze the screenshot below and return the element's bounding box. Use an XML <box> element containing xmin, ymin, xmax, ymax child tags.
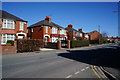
<box><xmin>78</xmin><ymin>28</ymin><xmax>82</xmax><ymax>32</ymax></box>
<box><xmin>45</xmin><ymin>16</ymin><xmax>51</xmax><ymax>22</ymax></box>
<box><xmin>68</xmin><ymin>24</ymin><xmax>73</xmax><ymax>28</ymax></box>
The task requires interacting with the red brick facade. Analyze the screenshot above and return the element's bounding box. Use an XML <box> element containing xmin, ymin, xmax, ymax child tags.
<box><xmin>89</xmin><ymin>31</ymin><xmax>102</xmax><ymax>40</ymax></box>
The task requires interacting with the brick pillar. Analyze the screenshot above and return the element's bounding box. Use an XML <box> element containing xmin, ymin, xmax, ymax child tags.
<box><xmin>14</xmin><ymin>41</ymin><xmax>17</xmax><ymax>53</ymax></box>
<box><xmin>67</xmin><ymin>40</ymin><xmax>70</xmax><ymax>49</ymax></box>
<box><xmin>57</xmin><ymin>40</ymin><xmax>61</xmax><ymax>49</ymax></box>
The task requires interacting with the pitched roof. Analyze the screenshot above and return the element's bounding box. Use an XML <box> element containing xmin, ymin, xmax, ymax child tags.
<box><xmin>77</xmin><ymin>30</ymin><xmax>84</xmax><ymax>33</ymax></box>
<box><xmin>0</xmin><ymin>10</ymin><xmax>27</xmax><ymax>22</ymax></box>
<box><xmin>28</xmin><ymin>19</ymin><xmax>65</xmax><ymax>29</ymax></box>
<box><xmin>88</xmin><ymin>30</ymin><xmax>99</xmax><ymax>35</ymax></box>
<box><xmin>65</xmin><ymin>27</ymin><xmax>77</xmax><ymax>32</ymax></box>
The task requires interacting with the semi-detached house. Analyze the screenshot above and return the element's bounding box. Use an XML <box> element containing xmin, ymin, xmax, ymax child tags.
<box><xmin>27</xmin><ymin>16</ymin><xmax>67</xmax><ymax>43</ymax></box>
<box><xmin>0</xmin><ymin>10</ymin><xmax>27</xmax><ymax>45</ymax></box>
<box><xmin>65</xmin><ymin>24</ymin><xmax>85</xmax><ymax>40</ymax></box>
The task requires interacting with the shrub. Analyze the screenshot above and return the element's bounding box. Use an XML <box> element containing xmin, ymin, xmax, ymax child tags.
<box><xmin>70</xmin><ymin>40</ymin><xmax>89</xmax><ymax>48</ymax></box>
<box><xmin>6</xmin><ymin>40</ymin><xmax>14</xmax><ymax>46</ymax></box>
<box><xmin>77</xmin><ymin>37</ymin><xmax>82</xmax><ymax>40</ymax></box>
<box><xmin>6</xmin><ymin>43</ymin><xmax>12</xmax><ymax>46</ymax></box>
<box><xmin>89</xmin><ymin>40</ymin><xmax>99</xmax><ymax>44</ymax></box>
<box><xmin>17</xmin><ymin>39</ymin><xmax>44</xmax><ymax>53</ymax></box>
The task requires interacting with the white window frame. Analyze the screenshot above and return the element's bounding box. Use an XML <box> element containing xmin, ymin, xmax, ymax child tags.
<box><xmin>46</xmin><ymin>26</ymin><xmax>48</xmax><ymax>33</ymax></box>
<box><xmin>26</xmin><ymin>29</ymin><xmax>28</xmax><ymax>33</ymax></box>
<box><xmin>31</xmin><ymin>28</ymin><xmax>34</xmax><ymax>32</ymax></box>
<box><xmin>20</xmin><ymin>22</ymin><xmax>24</xmax><ymax>30</ymax></box>
<box><xmin>76</xmin><ymin>32</ymin><xmax>80</xmax><ymax>37</ymax></box>
<box><xmin>80</xmin><ymin>33</ymin><xmax>82</xmax><ymax>37</ymax></box>
<box><xmin>52</xmin><ymin>27</ymin><xmax>57</xmax><ymax>34</ymax></box>
<box><xmin>3</xmin><ymin>19</ymin><xmax>14</xmax><ymax>29</ymax></box>
<box><xmin>1</xmin><ymin>34</ymin><xmax>15</xmax><ymax>44</ymax></box>
<box><xmin>85</xmin><ymin>34</ymin><xmax>89</xmax><ymax>38</ymax></box>
<box><xmin>60</xmin><ymin>29</ymin><xmax>66</xmax><ymax>34</ymax></box>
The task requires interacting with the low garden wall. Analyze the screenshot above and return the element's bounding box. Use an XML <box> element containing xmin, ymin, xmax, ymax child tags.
<box><xmin>2</xmin><ymin>41</ymin><xmax>17</xmax><ymax>54</ymax></box>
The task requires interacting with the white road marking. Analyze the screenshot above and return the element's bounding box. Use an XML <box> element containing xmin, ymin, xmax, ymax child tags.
<box><xmin>66</xmin><ymin>75</ymin><xmax>72</xmax><ymax>78</ymax></box>
<box><xmin>86</xmin><ymin>67</ymin><xmax>89</xmax><ymax>69</ymax></box>
<box><xmin>81</xmin><ymin>69</ymin><xmax>85</xmax><ymax>71</ymax></box>
<box><xmin>75</xmin><ymin>71</ymin><xmax>80</xmax><ymax>74</ymax></box>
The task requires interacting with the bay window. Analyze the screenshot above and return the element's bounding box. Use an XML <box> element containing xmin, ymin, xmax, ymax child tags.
<box><xmin>3</xmin><ymin>19</ymin><xmax>14</xmax><ymax>29</ymax></box>
<box><xmin>1</xmin><ymin>34</ymin><xmax>15</xmax><ymax>44</ymax></box>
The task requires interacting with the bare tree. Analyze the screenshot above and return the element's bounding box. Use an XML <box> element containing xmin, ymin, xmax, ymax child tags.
<box><xmin>101</xmin><ymin>31</ymin><xmax>109</xmax><ymax>38</ymax></box>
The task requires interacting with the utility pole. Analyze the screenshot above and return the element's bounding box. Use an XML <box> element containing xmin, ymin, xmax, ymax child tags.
<box><xmin>98</xmin><ymin>25</ymin><xmax>100</xmax><ymax>44</ymax></box>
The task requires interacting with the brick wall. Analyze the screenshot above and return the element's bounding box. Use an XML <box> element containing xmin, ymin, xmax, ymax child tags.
<box><xmin>2</xmin><ymin>41</ymin><xmax>17</xmax><ymax>54</ymax></box>
<box><xmin>28</xmin><ymin>26</ymin><xmax>44</xmax><ymax>39</ymax></box>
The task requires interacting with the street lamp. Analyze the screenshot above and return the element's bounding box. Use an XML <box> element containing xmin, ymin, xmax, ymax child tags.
<box><xmin>98</xmin><ymin>25</ymin><xmax>100</xmax><ymax>44</ymax></box>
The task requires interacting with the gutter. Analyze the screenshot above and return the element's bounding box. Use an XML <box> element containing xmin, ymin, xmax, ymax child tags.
<box><xmin>99</xmin><ymin>66</ymin><xmax>119</xmax><ymax>80</ymax></box>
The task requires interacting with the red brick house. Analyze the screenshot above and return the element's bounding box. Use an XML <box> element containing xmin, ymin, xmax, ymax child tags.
<box><xmin>88</xmin><ymin>30</ymin><xmax>102</xmax><ymax>40</ymax></box>
<box><xmin>27</xmin><ymin>16</ymin><xmax>67</xmax><ymax>43</ymax></box>
<box><xmin>0</xmin><ymin>10</ymin><xmax>27</xmax><ymax>45</ymax></box>
<box><xmin>65</xmin><ymin>24</ymin><xmax>85</xmax><ymax>40</ymax></box>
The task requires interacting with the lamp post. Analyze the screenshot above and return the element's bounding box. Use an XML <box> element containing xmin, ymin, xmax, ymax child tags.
<box><xmin>98</xmin><ymin>25</ymin><xmax>100</xmax><ymax>44</ymax></box>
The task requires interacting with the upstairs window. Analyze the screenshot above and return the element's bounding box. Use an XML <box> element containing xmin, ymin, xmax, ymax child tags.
<box><xmin>60</xmin><ymin>29</ymin><xmax>66</xmax><ymax>34</ymax></box>
<box><xmin>31</xmin><ymin>28</ymin><xmax>34</xmax><ymax>32</ymax></box>
<box><xmin>52</xmin><ymin>27</ymin><xmax>57</xmax><ymax>34</ymax></box>
<box><xmin>46</xmin><ymin>26</ymin><xmax>48</xmax><ymax>33</ymax></box>
<box><xmin>85</xmin><ymin>34</ymin><xmax>89</xmax><ymax>38</ymax></box>
<box><xmin>76</xmin><ymin>32</ymin><xmax>80</xmax><ymax>37</ymax></box>
<box><xmin>80</xmin><ymin>33</ymin><xmax>82</xmax><ymax>37</ymax></box>
<box><xmin>3</xmin><ymin>19</ymin><xmax>14</xmax><ymax>29</ymax></box>
<box><xmin>20</xmin><ymin>22</ymin><xmax>24</xmax><ymax>30</ymax></box>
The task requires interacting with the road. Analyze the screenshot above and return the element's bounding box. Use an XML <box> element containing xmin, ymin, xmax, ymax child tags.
<box><xmin>2</xmin><ymin>43</ymin><xmax>119</xmax><ymax>79</ymax></box>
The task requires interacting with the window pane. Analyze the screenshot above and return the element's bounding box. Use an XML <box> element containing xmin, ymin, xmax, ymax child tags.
<box><xmin>20</xmin><ymin>22</ymin><xmax>24</xmax><ymax>30</ymax></box>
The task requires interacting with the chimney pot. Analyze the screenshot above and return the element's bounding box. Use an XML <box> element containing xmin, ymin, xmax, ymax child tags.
<box><xmin>78</xmin><ymin>28</ymin><xmax>82</xmax><ymax>31</ymax></box>
<box><xmin>68</xmin><ymin>24</ymin><xmax>73</xmax><ymax>27</ymax></box>
<box><xmin>45</xmin><ymin>16</ymin><xmax>51</xmax><ymax>22</ymax></box>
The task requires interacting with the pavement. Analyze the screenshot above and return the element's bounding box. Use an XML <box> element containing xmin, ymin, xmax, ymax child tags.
<box><xmin>40</xmin><ymin>48</ymin><xmax>56</xmax><ymax>51</ymax></box>
<box><xmin>2</xmin><ymin>43</ymin><xmax>119</xmax><ymax>79</ymax></box>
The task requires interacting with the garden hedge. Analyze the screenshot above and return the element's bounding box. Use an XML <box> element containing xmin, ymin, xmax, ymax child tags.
<box><xmin>70</xmin><ymin>40</ymin><xmax>89</xmax><ymax>48</ymax></box>
<box><xmin>89</xmin><ymin>39</ymin><xmax>108</xmax><ymax>44</ymax></box>
<box><xmin>89</xmin><ymin>40</ymin><xmax>99</xmax><ymax>44</ymax></box>
<box><xmin>17</xmin><ymin>39</ymin><xmax>44</xmax><ymax>52</ymax></box>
